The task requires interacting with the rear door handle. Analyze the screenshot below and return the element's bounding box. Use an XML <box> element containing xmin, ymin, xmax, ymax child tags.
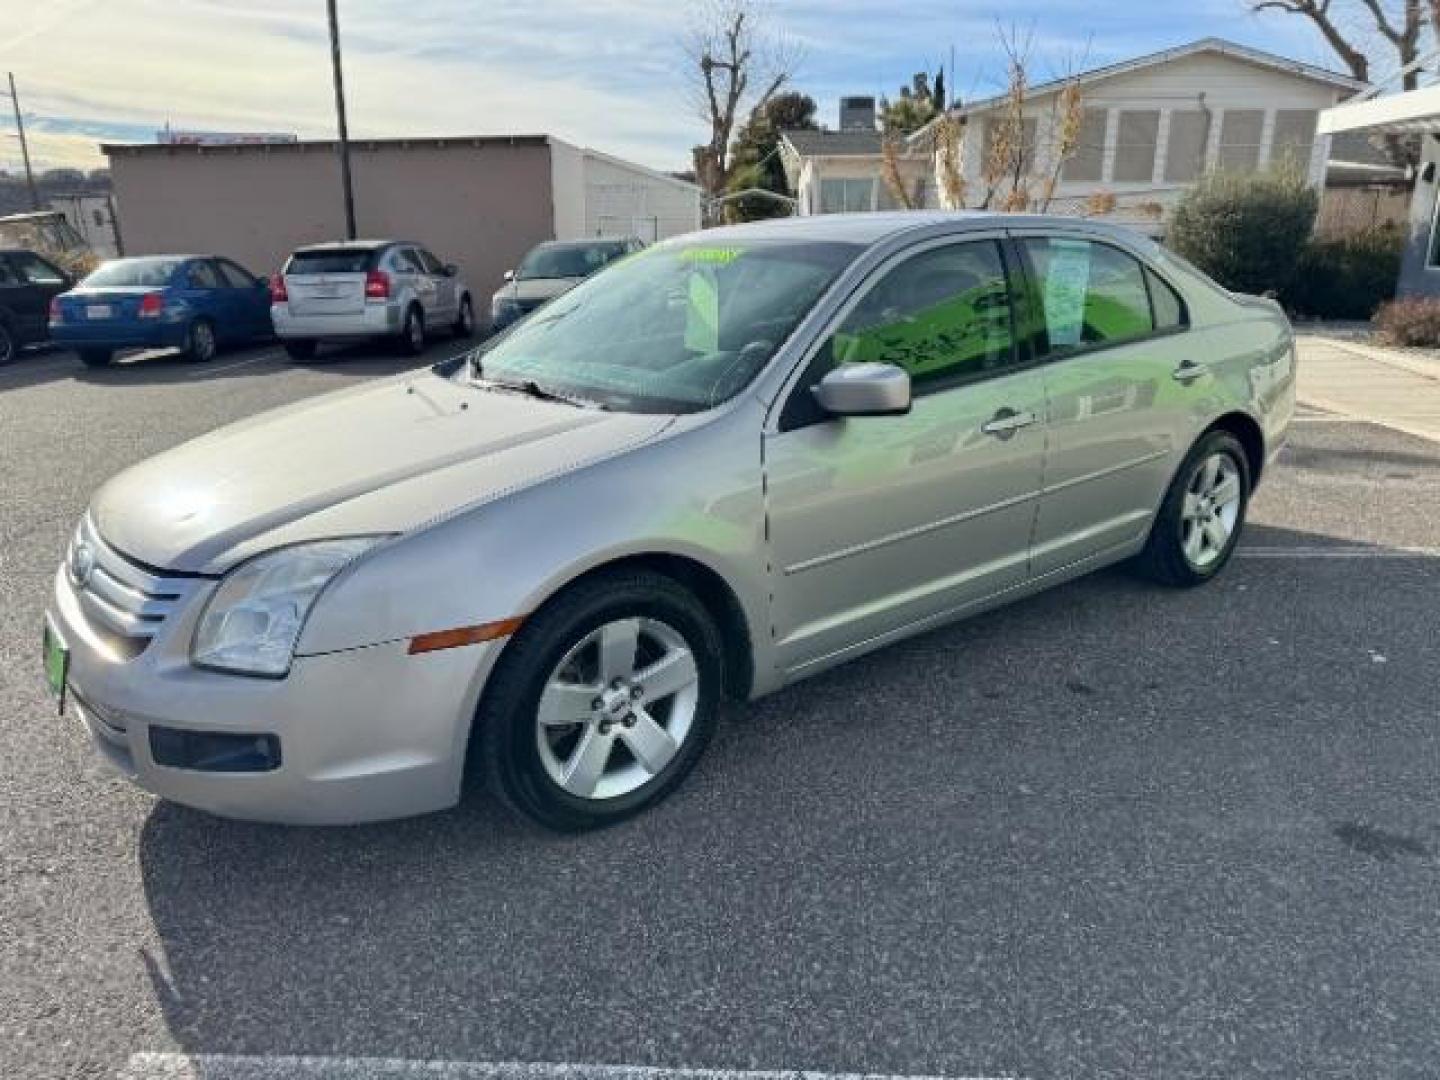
<box><xmin>981</xmin><ymin>408</ymin><xmax>1038</xmax><ymax>437</ymax></box>
<box><xmin>1173</xmin><ymin>360</ymin><xmax>1208</xmax><ymax>383</ymax></box>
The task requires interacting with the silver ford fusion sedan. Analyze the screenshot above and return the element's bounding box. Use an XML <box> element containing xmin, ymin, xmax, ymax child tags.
<box><xmin>44</xmin><ymin>213</ymin><xmax>1294</xmax><ymax>830</ymax></box>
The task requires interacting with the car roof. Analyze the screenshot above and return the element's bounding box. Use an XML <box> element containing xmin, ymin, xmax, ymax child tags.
<box><xmin>687</xmin><ymin>211</ymin><xmax>1159</xmax><ymax>250</ymax></box>
<box><xmin>532</xmin><ymin>238</ymin><xmax>633</xmax><ymax>251</ymax></box>
<box><xmin>291</xmin><ymin>240</ymin><xmax>404</xmax><ymax>253</ymax></box>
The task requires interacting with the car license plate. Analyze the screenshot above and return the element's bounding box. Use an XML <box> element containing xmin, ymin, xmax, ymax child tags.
<box><xmin>42</xmin><ymin>619</ymin><xmax>69</xmax><ymax>714</ymax></box>
<box><xmin>86</xmin><ymin>304</ymin><xmax>112</xmax><ymax>320</ymax></box>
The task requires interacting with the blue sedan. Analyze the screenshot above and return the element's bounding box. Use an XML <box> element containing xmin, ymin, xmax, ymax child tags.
<box><xmin>48</xmin><ymin>255</ymin><xmax>272</xmax><ymax>367</ymax></box>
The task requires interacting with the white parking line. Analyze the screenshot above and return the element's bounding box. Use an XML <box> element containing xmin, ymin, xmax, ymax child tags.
<box><xmin>118</xmin><ymin>1055</ymin><xmax>1019</xmax><ymax>1080</ymax></box>
<box><xmin>1237</xmin><ymin>546</ymin><xmax>1440</xmax><ymax>558</ymax></box>
<box><xmin>183</xmin><ymin>350</ymin><xmax>285</xmax><ymax>378</ymax></box>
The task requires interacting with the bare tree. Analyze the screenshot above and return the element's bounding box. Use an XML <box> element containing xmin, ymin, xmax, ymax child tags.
<box><xmin>1249</xmin><ymin>0</ymin><xmax>1423</xmax><ymax>89</ymax></box>
<box><xmin>684</xmin><ymin>0</ymin><xmax>800</xmax><ymax>213</ymax></box>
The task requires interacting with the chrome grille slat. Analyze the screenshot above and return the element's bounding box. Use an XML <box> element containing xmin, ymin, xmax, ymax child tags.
<box><xmin>67</xmin><ymin>516</ymin><xmax>196</xmax><ymax>655</ymax></box>
<box><xmin>86</xmin><ymin>564</ymin><xmax>175</xmax><ymax>618</ymax></box>
<box><xmin>79</xmin><ymin>587</ymin><xmax>158</xmax><ymax>637</ymax></box>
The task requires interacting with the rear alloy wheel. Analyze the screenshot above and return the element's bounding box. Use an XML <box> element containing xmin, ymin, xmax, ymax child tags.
<box><xmin>0</xmin><ymin>322</ymin><xmax>15</xmax><ymax>364</ymax></box>
<box><xmin>1135</xmin><ymin>430</ymin><xmax>1251</xmax><ymax>587</ymax></box>
<box><xmin>283</xmin><ymin>340</ymin><xmax>317</xmax><ymax>361</ymax></box>
<box><xmin>474</xmin><ymin>570</ymin><xmax>723</xmax><ymax>831</ymax></box>
<box><xmin>183</xmin><ymin>319</ymin><xmax>217</xmax><ymax>363</ymax></box>
<box><xmin>400</xmin><ymin>305</ymin><xmax>425</xmax><ymax>356</ymax></box>
<box><xmin>78</xmin><ymin>348</ymin><xmax>113</xmax><ymax>368</ymax></box>
<box><xmin>452</xmin><ymin>295</ymin><xmax>475</xmax><ymax>338</ymax></box>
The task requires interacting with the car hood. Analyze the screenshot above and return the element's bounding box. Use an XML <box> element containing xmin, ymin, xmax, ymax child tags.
<box><xmin>91</xmin><ymin>370</ymin><xmax>673</xmax><ymax>574</ymax></box>
<box><xmin>492</xmin><ymin>277</ymin><xmax>583</xmax><ymax>305</ymax></box>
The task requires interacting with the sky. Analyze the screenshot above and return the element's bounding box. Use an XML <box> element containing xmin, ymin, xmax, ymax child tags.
<box><xmin>0</xmin><ymin>0</ymin><xmax>1362</xmax><ymax>175</ymax></box>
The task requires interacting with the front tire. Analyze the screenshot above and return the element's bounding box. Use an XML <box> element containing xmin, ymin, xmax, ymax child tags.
<box><xmin>473</xmin><ymin>570</ymin><xmax>723</xmax><ymax>831</ymax></box>
<box><xmin>0</xmin><ymin>322</ymin><xmax>16</xmax><ymax>365</ymax></box>
<box><xmin>1135</xmin><ymin>430</ymin><xmax>1251</xmax><ymax>587</ymax></box>
<box><xmin>78</xmin><ymin>347</ymin><xmax>113</xmax><ymax>368</ymax></box>
<box><xmin>182</xmin><ymin>318</ymin><xmax>217</xmax><ymax>362</ymax></box>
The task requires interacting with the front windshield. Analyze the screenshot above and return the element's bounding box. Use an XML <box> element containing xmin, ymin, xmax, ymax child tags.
<box><xmin>82</xmin><ymin>257</ymin><xmax>184</xmax><ymax>287</ymax></box>
<box><xmin>469</xmin><ymin>238</ymin><xmax>861</xmax><ymax>413</ymax></box>
<box><xmin>517</xmin><ymin>242</ymin><xmax>630</xmax><ymax>280</ymax></box>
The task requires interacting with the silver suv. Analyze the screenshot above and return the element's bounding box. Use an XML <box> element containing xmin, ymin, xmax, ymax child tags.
<box><xmin>271</xmin><ymin>240</ymin><xmax>474</xmax><ymax>359</ymax></box>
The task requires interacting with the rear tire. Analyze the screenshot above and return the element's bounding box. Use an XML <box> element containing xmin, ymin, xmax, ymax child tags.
<box><xmin>473</xmin><ymin>569</ymin><xmax>723</xmax><ymax>832</ymax></box>
<box><xmin>283</xmin><ymin>340</ymin><xmax>317</xmax><ymax>361</ymax></box>
<box><xmin>452</xmin><ymin>295</ymin><xmax>475</xmax><ymax>338</ymax></box>
<box><xmin>0</xmin><ymin>322</ymin><xmax>15</xmax><ymax>364</ymax></box>
<box><xmin>399</xmin><ymin>304</ymin><xmax>425</xmax><ymax>356</ymax></box>
<box><xmin>78</xmin><ymin>348</ymin><xmax>113</xmax><ymax>368</ymax></box>
<box><xmin>183</xmin><ymin>319</ymin><xmax>217</xmax><ymax>363</ymax></box>
<box><xmin>1135</xmin><ymin>430</ymin><xmax>1251</xmax><ymax>587</ymax></box>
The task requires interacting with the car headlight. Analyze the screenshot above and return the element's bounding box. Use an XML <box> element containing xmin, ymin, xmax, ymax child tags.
<box><xmin>191</xmin><ymin>537</ymin><xmax>384</xmax><ymax>677</ymax></box>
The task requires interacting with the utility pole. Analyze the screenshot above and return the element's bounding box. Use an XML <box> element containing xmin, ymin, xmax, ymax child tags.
<box><xmin>7</xmin><ymin>72</ymin><xmax>39</xmax><ymax>210</ymax></box>
<box><xmin>325</xmin><ymin>0</ymin><xmax>357</xmax><ymax>239</ymax></box>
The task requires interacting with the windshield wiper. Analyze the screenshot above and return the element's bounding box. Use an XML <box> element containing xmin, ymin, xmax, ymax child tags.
<box><xmin>468</xmin><ymin>360</ymin><xmax>600</xmax><ymax>410</ymax></box>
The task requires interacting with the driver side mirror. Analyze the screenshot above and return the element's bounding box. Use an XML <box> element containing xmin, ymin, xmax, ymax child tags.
<box><xmin>813</xmin><ymin>362</ymin><xmax>911</xmax><ymax>417</ymax></box>
<box><xmin>443</xmin><ymin>263</ymin><xmax>458</xmax><ymax>277</ymax></box>
<box><xmin>503</xmin><ymin>269</ymin><xmax>515</xmax><ymax>282</ymax></box>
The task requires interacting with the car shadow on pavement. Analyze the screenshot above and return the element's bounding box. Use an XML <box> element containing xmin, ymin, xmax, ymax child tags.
<box><xmin>131</xmin><ymin>522</ymin><xmax>1440</xmax><ymax>1071</ymax></box>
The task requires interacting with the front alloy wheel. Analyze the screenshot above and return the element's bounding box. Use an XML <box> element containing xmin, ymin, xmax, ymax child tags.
<box><xmin>473</xmin><ymin>569</ymin><xmax>722</xmax><ymax>831</ymax></box>
<box><xmin>536</xmin><ymin>617</ymin><xmax>700</xmax><ymax>800</ymax></box>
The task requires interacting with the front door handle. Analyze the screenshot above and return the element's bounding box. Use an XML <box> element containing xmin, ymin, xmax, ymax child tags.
<box><xmin>981</xmin><ymin>408</ymin><xmax>1038</xmax><ymax>438</ymax></box>
<box><xmin>1173</xmin><ymin>360</ymin><xmax>1209</xmax><ymax>383</ymax></box>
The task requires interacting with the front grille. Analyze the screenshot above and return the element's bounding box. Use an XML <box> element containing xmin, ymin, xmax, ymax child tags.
<box><xmin>66</xmin><ymin>516</ymin><xmax>197</xmax><ymax>656</ymax></box>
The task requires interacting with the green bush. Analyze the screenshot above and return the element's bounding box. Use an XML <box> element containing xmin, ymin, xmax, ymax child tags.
<box><xmin>1168</xmin><ymin>169</ymin><xmax>1319</xmax><ymax>296</ymax></box>
<box><xmin>1281</xmin><ymin>227</ymin><xmax>1402</xmax><ymax>320</ymax></box>
<box><xmin>1373</xmin><ymin>296</ymin><xmax>1440</xmax><ymax>346</ymax></box>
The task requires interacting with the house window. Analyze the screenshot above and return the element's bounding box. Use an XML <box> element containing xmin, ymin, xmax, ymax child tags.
<box><xmin>1062</xmin><ymin>109</ymin><xmax>1107</xmax><ymax>184</ymax></box>
<box><xmin>1218</xmin><ymin>109</ymin><xmax>1265</xmax><ymax>173</ymax></box>
<box><xmin>1113</xmin><ymin>110</ymin><xmax>1161</xmax><ymax>183</ymax></box>
<box><xmin>1272</xmin><ymin>109</ymin><xmax>1318</xmax><ymax>173</ymax></box>
<box><xmin>819</xmin><ymin>178</ymin><xmax>874</xmax><ymax>213</ymax></box>
<box><xmin>1164</xmin><ymin>110</ymin><xmax>1211</xmax><ymax>182</ymax></box>
<box><xmin>981</xmin><ymin>117</ymin><xmax>1038</xmax><ymax>175</ymax></box>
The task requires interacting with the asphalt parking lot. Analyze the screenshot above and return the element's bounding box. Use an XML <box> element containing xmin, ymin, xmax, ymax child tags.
<box><xmin>2</xmin><ymin>341</ymin><xmax>1438</xmax><ymax>1079</ymax></box>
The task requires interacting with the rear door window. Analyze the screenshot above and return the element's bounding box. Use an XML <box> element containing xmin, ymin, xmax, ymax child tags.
<box><xmin>0</xmin><ymin>258</ymin><xmax>18</xmax><ymax>285</ymax></box>
<box><xmin>11</xmin><ymin>252</ymin><xmax>67</xmax><ymax>285</ymax></box>
<box><xmin>286</xmin><ymin>249</ymin><xmax>375</xmax><ymax>275</ymax></box>
<box><xmin>1017</xmin><ymin>238</ymin><xmax>1154</xmax><ymax>355</ymax></box>
<box><xmin>391</xmin><ymin>248</ymin><xmax>425</xmax><ymax>274</ymax></box>
<box><xmin>186</xmin><ymin>261</ymin><xmax>223</xmax><ymax>289</ymax></box>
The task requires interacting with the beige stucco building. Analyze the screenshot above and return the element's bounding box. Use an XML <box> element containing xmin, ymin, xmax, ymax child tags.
<box><xmin>103</xmin><ymin>135</ymin><xmax>701</xmax><ymax>296</ymax></box>
<box><xmin>782</xmin><ymin>38</ymin><xmax>1363</xmax><ymax>237</ymax></box>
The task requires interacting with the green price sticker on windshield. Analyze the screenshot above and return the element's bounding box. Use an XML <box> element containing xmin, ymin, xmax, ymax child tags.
<box><xmin>679</xmin><ymin>247</ymin><xmax>744</xmax><ymax>266</ymax></box>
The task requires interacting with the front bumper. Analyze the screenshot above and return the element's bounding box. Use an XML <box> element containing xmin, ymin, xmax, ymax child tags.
<box><xmin>48</xmin><ymin>562</ymin><xmax>501</xmax><ymax>825</ymax></box>
<box><xmin>271</xmin><ymin>302</ymin><xmax>399</xmax><ymax>341</ymax></box>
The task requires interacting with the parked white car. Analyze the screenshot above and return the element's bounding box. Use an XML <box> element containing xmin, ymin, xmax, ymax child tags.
<box><xmin>489</xmin><ymin>237</ymin><xmax>643</xmax><ymax>332</ymax></box>
<box><xmin>271</xmin><ymin>240</ymin><xmax>475</xmax><ymax>359</ymax></box>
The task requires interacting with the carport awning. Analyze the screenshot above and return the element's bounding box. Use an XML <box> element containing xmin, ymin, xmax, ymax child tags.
<box><xmin>1320</xmin><ymin>85</ymin><xmax>1440</xmax><ymax>135</ymax></box>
